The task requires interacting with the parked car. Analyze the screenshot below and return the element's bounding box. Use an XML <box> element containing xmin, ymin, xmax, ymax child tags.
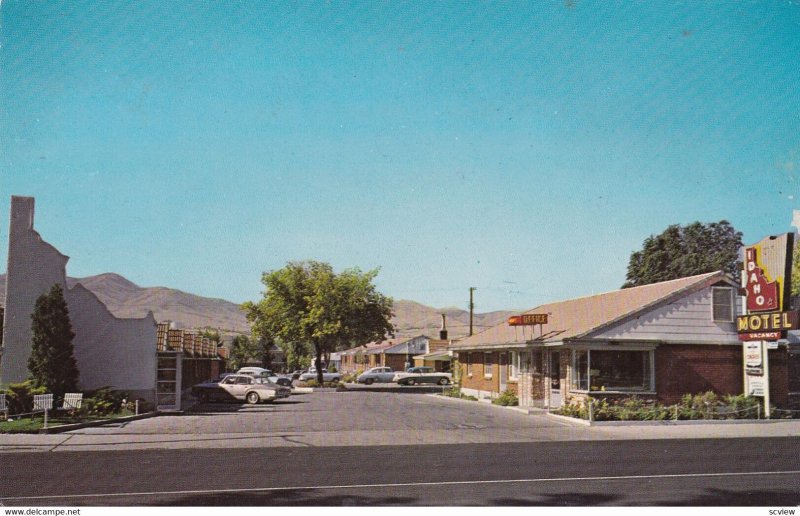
<box><xmin>357</xmin><ymin>367</ymin><xmax>396</xmax><ymax>385</ymax></box>
<box><xmin>299</xmin><ymin>368</ymin><xmax>341</xmax><ymax>383</ymax></box>
<box><xmin>290</xmin><ymin>369</ymin><xmax>307</xmax><ymax>380</ymax></box>
<box><xmin>393</xmin><ymin>367</ymin><xmax>452</xmax><ymax>386</ymax></box>
<box><xmin>192</xmin><ymin>374</ymin><xmax>291</xmax><ymax>404</ymax></box>
<box><xmin>237</xmin><ymin>367</ymin><xmax>293</xmax><ymax>387</ymax></box>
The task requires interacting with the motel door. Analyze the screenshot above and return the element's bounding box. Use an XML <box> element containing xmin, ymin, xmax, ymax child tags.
<box><xmin>549</xmin><ymin>351</ymin><xmax>562</xmax><ymax>408</ymax></box>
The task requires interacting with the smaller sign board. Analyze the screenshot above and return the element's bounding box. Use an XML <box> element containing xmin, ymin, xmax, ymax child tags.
<box><xmin>508</xmin><ymin>314</ymin><xmax>548</xmax><ymax>326</ymax></box>
<box><xmin>747</xmin><ymin>376</ymin><xmax>766</xmax><ymax>397</ymax></box>
<box><xmin>32</xmin><ymin>393</ymin><xmax>53</xmax><ymax>411</ymax></box>
<box><xmin>736</xmin><ymin>310</ymin><xmax>800</xmax><ymax>341</ymax></box>
<box><xmin>744</xmin><ymin>341</ymin><xmax>762</xmax><ymax>374</ymax></box>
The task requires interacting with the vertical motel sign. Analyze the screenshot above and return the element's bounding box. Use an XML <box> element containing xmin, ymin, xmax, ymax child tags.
<box><xmin>736</xmin><ymin>233</ymin><xmax>795</xmax><ymax>413</ymax></box>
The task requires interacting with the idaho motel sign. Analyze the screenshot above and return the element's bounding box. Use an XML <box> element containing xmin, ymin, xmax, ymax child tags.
<box><xmin>738</xmin><ymin>232</ymin><xmax>794</xmax><ymax>410</ymax></box>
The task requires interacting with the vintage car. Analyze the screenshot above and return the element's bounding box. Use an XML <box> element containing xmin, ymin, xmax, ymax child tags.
<box><xmin>192</xmin><ymin>374</ymin><xmax>291</xmax><ymax>404</ymax></box>
<box><xmin>356</xmin><ymin>367</ymin><xmax>396</xmax><ymax>385</ymax></box>
<box><xmin>298</xmin><ymin>367</ymin><xmax>341</xmax><ymax>383</ymax></box>
<box><xmin>237</xmin><ymin>367</ymin><xmax>293</xmax><ymax>387</ymax></box>
<box><xmin>393</xmin><ymin>366</ymin><xmax>452</xmax><ymax>386</ymax></box>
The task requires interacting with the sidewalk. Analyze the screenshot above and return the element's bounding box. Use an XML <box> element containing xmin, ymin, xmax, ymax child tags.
<box><xmin>1</xmin><ymin>413</ymin><xmax>798</xmax><ymax>454</ymax></box>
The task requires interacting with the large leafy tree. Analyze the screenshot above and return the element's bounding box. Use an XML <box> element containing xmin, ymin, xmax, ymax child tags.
<box><xmin>623</xmin><ymin>221</ymin><xmax>743</xmax><ymax>288</ymax></box>
<box><xmin>229</xmin><ymin>334</ymin><xmax>258</xmax><ymax>371</ymax></box>
<box><xmin>27</xmin><ymin>284</ymin><xmax>80</xmax><ymax>398</ymax></box>
<box><xmin>243</xmin><ymin>261</ymin><xmax>394</xmax><ymax>383</ymax></box>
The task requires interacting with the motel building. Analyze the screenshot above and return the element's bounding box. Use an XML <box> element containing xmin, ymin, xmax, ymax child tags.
<box><xmin>449</xmin><ymin>270</ymin><xmax>800</xmax><ymax>410</ymax></box>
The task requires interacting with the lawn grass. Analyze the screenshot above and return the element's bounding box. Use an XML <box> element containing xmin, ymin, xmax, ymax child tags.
<box><xmin>0</xmin><ymin>410</ymin><xmax>137</xmax><ymax>433</ymax></box>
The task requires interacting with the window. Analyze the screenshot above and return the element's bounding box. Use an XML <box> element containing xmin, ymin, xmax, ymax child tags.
<box><xmin>484</xmin><ymin>353</ymin><xmax>493</xmax><ymax>377</ymax></box>
<box><xmin>572</xmin><ymin>350</ymin><xmax>589</xmax><ymax>390</ymax></box>
<box><xmin>712</xmin><ymin>287</ymin><xmax>734</xmax><ymax>322</ymax></box>
<box><xmin>465</xmin><ymin>353</ymin><xmax>472</xmax><ymax>376</ymax></box>
<box><xmin>530</xmin><ymin>351</ymin><xmax>543</xmax><ymax>374</ymax></box>
<box><xmin>571</xmin><ymin>349</ymin><xmax>654</xmax><ymax>392</ymax></box>
<box><xmin>510</xmin><ymin>351</ymin><xmax>519</xmax><ymax>379</ymax></box>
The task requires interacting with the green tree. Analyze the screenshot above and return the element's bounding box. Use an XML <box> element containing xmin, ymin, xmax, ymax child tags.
<box><xmin>623</xmin><ymin>221</ymin><xmax>743</xmax><ymax>288</ymax></box>
<box><xmin>243</xmin><ymin>261</ymin><xmax>394</xmax><ymax>383</ymax></box>
<box><xmin>199</xmin><ymin>327</ymin><xmax>221</xmax><ymax>344</ymax></box>
<box><xmin>257</xmin><ymin>334</ymin><xmax>275</xmax><ymax>370</ymax></box>
<box><xmin>27</xmin><ymin>284</ymin><xmax>79</xmax><ymax>399</ymax></box>
<box><xmin>229</xmin><ymin>334</ymin><xmax>257</xmax><ymax>371</ymax></box>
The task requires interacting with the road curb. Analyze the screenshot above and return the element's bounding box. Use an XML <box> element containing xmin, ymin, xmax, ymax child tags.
<box><xmin>37</xmin><ymin>411</ymin><xmax>160</xmax><ymax>434</ymax></box>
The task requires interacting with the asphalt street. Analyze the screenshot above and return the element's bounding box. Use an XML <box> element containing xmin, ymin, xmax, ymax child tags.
<box><xmin>1</xmin><ymin>439</ymin><xmax>799</xmax><ymax>506</ymax></box>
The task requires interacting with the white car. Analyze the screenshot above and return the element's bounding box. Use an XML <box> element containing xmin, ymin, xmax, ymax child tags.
<box><xmin>299</xmin><ymin>368</ymin><xmax>341</xmax><ymax>383</ymax></box>
<box><xmin>192</xmin><ymin>374</ymin><xmax>291</xmax><ymax>404</ymax></box>
<box><xmin>357</xmin><ymin>367</ymin><xmax>396</xmax><ymax>385</ymax></box>
<box><xmin>393</xmin><ymin>367</ymin><xmax>452</xmax><ymax>386</ymax></box>
<box><xmin>237</xmin><ymin>367</ymin><xmax>293</xmax><ymax>387</ymax></box>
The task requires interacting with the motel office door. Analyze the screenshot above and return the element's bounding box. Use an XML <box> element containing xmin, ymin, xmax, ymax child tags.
<box><xmin>549</xmin><ymin>351</ymin><xmax>562</xmax><ymax>408</ymax></box>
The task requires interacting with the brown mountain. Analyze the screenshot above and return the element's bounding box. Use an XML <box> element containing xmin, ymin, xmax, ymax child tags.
<box><xmin>0</xmin><ymin>273</ymin><xmax>513</xmax><ymax>339</ymax></box>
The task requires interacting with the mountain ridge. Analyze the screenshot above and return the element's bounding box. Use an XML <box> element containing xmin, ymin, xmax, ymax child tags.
<box><xmin>0</xmin><ymin>273</ymin><xmax>514</xmax><ymax>339</ymax></box>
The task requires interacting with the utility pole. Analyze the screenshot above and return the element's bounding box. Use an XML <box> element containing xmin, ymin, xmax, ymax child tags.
<box><xmin>469</xmin><ymin>287</ymin><xmax>476</xmax><ymax>336</ymax></box>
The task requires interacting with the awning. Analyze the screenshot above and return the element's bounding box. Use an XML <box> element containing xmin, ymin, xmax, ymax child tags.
<box><xmin>413</xmin><ymin>350</ymin><xmax>453</xmax><ymax>361</ymax></box>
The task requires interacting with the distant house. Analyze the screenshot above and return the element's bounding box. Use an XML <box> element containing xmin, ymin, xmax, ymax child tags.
<box><xmin>450</xmin><ymin>271</ymin><xmax>799</xmax><ymax>409</ymax></box>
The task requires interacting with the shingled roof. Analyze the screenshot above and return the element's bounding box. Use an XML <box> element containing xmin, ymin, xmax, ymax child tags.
<box><xmin>450</xmin><ymin>271</ymin><xmax>734</xmax><ymax>350</ymax></box>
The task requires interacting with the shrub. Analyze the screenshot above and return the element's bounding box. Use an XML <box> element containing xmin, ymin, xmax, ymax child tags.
<box><xmin>300</xmin><ymin>380</ymin><xmax>340</xmax><ymax>389</ymax></box>
<box><xmin>721</xmin><ymin>394</ymin><xmax>760</xmax><ymax>419</ymax></box>
<box><xmin>77</xmin><ymin>387</ymin><xmax>130</xmax><ymax>417</ymax></box>
<box><xmin>442</xmin><ymin>387</ymin><xmax>461</xmax><ymax>398</ymax></box>
<box><xmin>3</xmin><ymin>380</ymin><xmax>47</xmax><ymax>415</ymax></box>
<box><xmin>557</xmin><ymin>399</ymin><xmax>589</xmax><ymax>419</ymax></box>
<box><xmin>492</xmin><ymin>389</ymin><xmax>519</xmax><ymax>406</ymax></box>
<box><xmin>341</xmin><ymin>373</ymin><xmax>359</xmax><ymax>383</ymax></box>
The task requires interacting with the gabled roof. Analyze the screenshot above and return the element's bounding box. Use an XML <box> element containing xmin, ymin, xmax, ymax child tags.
<box><xmin>339</xmin><ymin>339</ymin><xmax>393</xmax><ymax>356</ymax></box>
<box><xmin>450</xmin><ymin>271</ymin><xmax>734</xmax><ymax>350</ymax></box>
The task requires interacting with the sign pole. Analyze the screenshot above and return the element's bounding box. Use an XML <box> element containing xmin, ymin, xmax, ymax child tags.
<box><xmin>762</xmin><ymin>340</ymin><xmax>770</xmax><ymax>419</ymax></box>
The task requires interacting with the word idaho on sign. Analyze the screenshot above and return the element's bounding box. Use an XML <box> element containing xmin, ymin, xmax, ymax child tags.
<box><xmin>742</xmin><ymin>233</ymin><xmax>793</xmax><ymax>313</ymax></box>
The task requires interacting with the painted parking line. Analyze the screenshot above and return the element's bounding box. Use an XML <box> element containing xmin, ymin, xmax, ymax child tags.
<box><xmin>2</xmin><ymin>469</ymin><xmax>800</xmax><ymax>502</ymax></box>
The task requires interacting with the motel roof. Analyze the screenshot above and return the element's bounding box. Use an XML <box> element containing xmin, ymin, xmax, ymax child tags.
<box><xmin>449</xmin><ymin>271</ymin><xmax>735</xmax><ymax>351</ymax></box>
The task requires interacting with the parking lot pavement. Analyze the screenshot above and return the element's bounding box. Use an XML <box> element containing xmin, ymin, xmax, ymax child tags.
<box><xmin>2</xmin><ymin>391</ymin><xmax>798</xmax><ymax>453</ymax></box>
<box><xmin>0</xmin><ymin>391</ymin><xmax>591</xmax><ymax>453</ymax></box>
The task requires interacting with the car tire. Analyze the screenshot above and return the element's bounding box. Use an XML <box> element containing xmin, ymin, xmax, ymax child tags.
<box><xmin>438</xmin><ymin>377</ymin><xmax>449</xmax><ymax>385</ymax></box>
<box><xmin>365</xmin><ymin>378</ymin><xmax>374</xmax><ymax>385</ymax></box>
<box><xmin>331</xmin><ymin>377</ymin><xmax>339</xmax><ymax>383</ymax></box>
<box><xmin>407</xmin><ymin>379</ymin><xmax>416</xmax><ymax>386</ymax></box>
<box><xmin>246</xmin><ymin>391</ymin><xmax>260</xmax><ymax>404</ymax></box>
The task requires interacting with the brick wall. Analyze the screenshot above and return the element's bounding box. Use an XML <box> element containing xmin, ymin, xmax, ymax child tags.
<box><xmin>655</xmin><ymin>344</ymin><xmax>742</xmax><ymax>405</ymax></box>
<box><xmin>459</xmin><ymin>351</ymin><xmax>499</xmax><ymax>393</ymax></box>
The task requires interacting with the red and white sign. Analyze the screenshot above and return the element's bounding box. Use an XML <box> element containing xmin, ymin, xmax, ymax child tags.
<box><xmin>742</xmin><ymin>234</ymin><xmax>793</xmax><ymax>312</ymax></box>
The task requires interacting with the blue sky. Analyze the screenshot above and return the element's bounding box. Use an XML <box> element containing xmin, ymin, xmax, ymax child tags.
<box><xmin>2</xmin><ymin>1</ymin><xmax>798</xmax><ymax>312</ymax></box>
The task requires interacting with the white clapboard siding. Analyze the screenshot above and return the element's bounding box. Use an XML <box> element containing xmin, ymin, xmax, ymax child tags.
<box><xmin>591</xmin><ymin>287</ymin><xmax>741</xmax><ymax>343</ymax></box>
